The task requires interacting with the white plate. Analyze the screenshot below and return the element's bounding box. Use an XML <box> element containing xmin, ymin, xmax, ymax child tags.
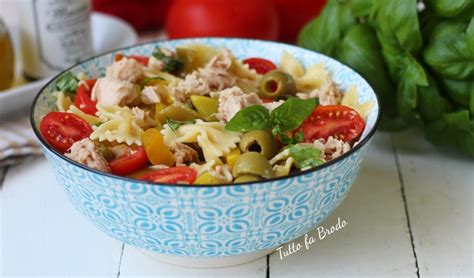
<box><xmin>0</xmin><ymin>12</ymin><xmax>138</xmax><ymax>120</ymax></box>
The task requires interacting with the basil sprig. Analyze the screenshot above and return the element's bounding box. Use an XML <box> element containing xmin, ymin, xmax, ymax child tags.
<box><xmin>55</xmin><ymin>71</ymin><xmax>79</xmax><ymax>93</ymax></box>
<box><xmin>166</xmin><ymin>119</ymin><xmax>196</xmax><ymax>134</ymax></box>
<box><xmin>289</xmin><ymin>144</ymin><xmax>325</xmax><ymax>169</ymax></box>
<box><xmin>152</xmin><ymin>47</ymin><xmax>183</xmax><ymax>73</ymax></box>
<box><xmin>225</xmin><ymin>98</ymin><xmax>318</xmax><ymax>144</ymax></box>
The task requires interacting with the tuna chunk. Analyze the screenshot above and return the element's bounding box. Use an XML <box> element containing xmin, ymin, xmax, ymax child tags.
<box><xmin>169</xmin><ymin>142</ymin><xmax>199</xmax><ymax>165</ymax></box>
<box><xmin>65</xmin><ymin>139</ymin><xmax>111</xmax><ymax>173</ymax></box>
<box><xmin>91</xmin><ymin>77</ymin><xmax>138</xmax><ymax>107</ymax></box>
<box><xmin>297</xmin><ymin>76</ymin><xmax>342</xmax><ymax>105</ymax></box>
<box><xmin>313</xmin><ymin>136</ymin><xmax>351</xmax><ymax>161</ymax></box>
<box><xmin>106</xmin><ymin>57</ymin><xmax>143</xmax><ymax>83</ymax></box>
<box><xmin>215</xmin><ymin>86</ymin><xmax>263</xmax><ymax>122</ymax></box>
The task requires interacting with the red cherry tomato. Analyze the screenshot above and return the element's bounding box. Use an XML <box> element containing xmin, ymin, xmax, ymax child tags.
<box><xmin>114</xmin><ymin>54</ymin><xmax>149</xmax><ymax>66</ymax></box>
<box><xmin>75</xmin><ymin>79</ymin><xmax>97</xmax><ymax>115</ymax></box>
<box><xmin>166</xmin><ymin>0</ymin><xmax>279</xmax><ymax>40</ymax></box>
<box><xmin>243</xmin><ymin>58</ymin><xmax>277</xmax><ymax>75</ymax></box>
<box><xmin>273</xmin><ymin>0</ymin><xmax>327</xmax><ymax>43</ymax></box>
<box><xmin>109</xmin><ymin>147</ymin><xmax>149</xmax><ymax>176</ymax></box>
<box><xmin>40</xmin><ymin>112</ymin><xmax>93</xmax><ymax>153</ymax></box>
<box><xmin>298</xmin><ymin>105</ymin><xmax>365</xmax><ymax>143</ymax></box>
<box><xmin>139</xmin><ymin>166</ymin><xmax>198</xmax><ymax>184</ymax></box>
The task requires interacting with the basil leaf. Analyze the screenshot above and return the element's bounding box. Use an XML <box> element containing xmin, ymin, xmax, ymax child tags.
<box><xmin>152</xmin><ymin>47</ymin><xmax>183</xmax><ymax>73</ymax></box>
<box><xmin>417</xmin><ymin>74</ymin><xmax>447</xmax><ymax>122</ymax></box>
<box><xmin>166</xmin><ymin>119</ymin><xmax>196</xmax><ymax>134</ymax></box>
<box><xmin>423</xmin><ymin>20</ymin><xmax>474</xmax><ymax>80</ymax></box>
<box><xmin>225</xmin><ymin>105</ymin><xmax>271</xmax><ymax>132</ymax></box>
<box><xmin>270</xmin><ymin>98</ymin><xmax>317</xmax><ymax>132</ymax></box>
<box><xmin>298</xmin><ymin>1</ymin><xmax>355</xmax><ymax>56</ymax></box>
<box><xmin>425</xmin><ymin>0</ymin><xmax>474</xmax><ymax>18</ymax></box>
<box><xmin>337</xmin><ymin>23</ymin><xmax>397</xmax><ymax>117</ymax></box>
<box><xmin>55</xmin><ymin>71</ymin><xmax>79</xmax><ymax>93</ymax></box>
<box><xmin>289</xmin><ymin>144</ymin><xmax>325</xmax><ymax>169</ymax></box>
<box><xmin>141</xmin><ymin>76</ymin><xmax>165</xmax><ymax>86</ymax></box>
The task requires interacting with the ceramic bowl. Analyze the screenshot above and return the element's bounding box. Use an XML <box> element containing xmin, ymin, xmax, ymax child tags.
<box><xmin>31</xmin><ymin>38</ymin><xmax>380</xmax><ymax>268</ymax></box>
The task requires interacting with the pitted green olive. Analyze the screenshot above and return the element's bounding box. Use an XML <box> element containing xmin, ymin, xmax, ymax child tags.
<box><xmin>232</xmin><ymin>152</ymin><xmax>275</xmax><ymax>179</ymax></box>
<box><xmin>258</xmin><ymin>70</ymin><xmax>296</xmax><ymax>99</ymax></box>
<box><xmin>234</xmin><ymin>175</ymin><xmax>262</xmax><ymax>183</ymax></box>
<box><xmin>239</xmin><ymin>130</ymin><xmax>278</xmax><ymax>159</ymax></box>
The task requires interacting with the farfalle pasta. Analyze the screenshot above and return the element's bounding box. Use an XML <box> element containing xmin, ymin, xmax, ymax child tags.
<box><xmin>39</xmin><ymin>43</ymin><xmax>372</xmax><ymax>185</ymax></box>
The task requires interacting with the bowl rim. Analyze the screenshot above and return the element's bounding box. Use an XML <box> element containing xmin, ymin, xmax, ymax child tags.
<box><xmin>30</xmin><ymin>37</ymin><xmax>381</xmax><ymax>187</ymax></box>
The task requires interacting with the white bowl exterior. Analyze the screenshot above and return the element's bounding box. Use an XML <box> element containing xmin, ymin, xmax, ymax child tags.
<box><xmin>33</xmin><ymin>38</ymin><xmax>379</xmax><ymax>257</ymax></box>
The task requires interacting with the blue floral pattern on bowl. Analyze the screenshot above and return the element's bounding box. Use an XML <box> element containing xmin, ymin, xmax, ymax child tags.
<box><xmin>31</xmin><ymin>38</ymin><xmax>379</xmax><ymax>257</ymax></box>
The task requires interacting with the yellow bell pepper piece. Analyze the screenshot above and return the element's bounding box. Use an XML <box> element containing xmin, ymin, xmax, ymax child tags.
<box><xmin>225</xmin><ymin>148</ymin><xmax>241</xmax><ymax>169</ymax></box>
<box><xmin>190</xmin><ymin>95</ymin><xmax>219</xmax><ymax>121</ymax></box>
<box><xmin>194</xmin><ymin>172</ymin><xmax>219</xmax><ymax>185</ymax></box>
<box><xmin>141</xmin><ymin>128</ymin><xmax>175</xmax><ymax>166</ymax></box>
<box><xmin>155</xmin><ymin>103</ymin><xmax>167</xmax><ymax>124</ymax></box>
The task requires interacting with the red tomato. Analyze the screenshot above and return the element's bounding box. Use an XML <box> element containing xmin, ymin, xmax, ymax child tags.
<box><xmin>166</xmin><ymin>0</ymin><xmax>279</xmax><ymax>40</ymax></box>
<box><xmin>92</xmin><ymin>0</ymin><xmax>157</xmax><ymax>31</ymax></box>
<box><xmin>40</xmin><ymin>112</ymin><xmax>93</xmax><ymax>153</ymax></box>
<box><xmin>298</xmin><ymin>105</ymin><xmax>365</xmax><ymax>143</ymax></box>
<box><xmin>273</xmin><ymin>0</ymin><xmax>327</xmax><ymax>43</ymax></box>
<box><xmin>243</xmin><ymin>58</ymin><xmax>277</xmax><ymax>75</ymax></box>
<box><xmin>75</xmin><ymin>79</ymin><xmax>97</xmax><ymax>115</ymax></box>
<box><xmin>109</xmin><ymin>147</ymin><xmax>149</xmax><ymax>176</ymax></box>
<box><xmin>139</xmin><ymin>167</ymin><xmax>198</xmax><ymax>184</ymax></box>
<box><xmin>114</xmin><ymin>54</ymin><xmax>149</xmax><ymax>66</ymax></box>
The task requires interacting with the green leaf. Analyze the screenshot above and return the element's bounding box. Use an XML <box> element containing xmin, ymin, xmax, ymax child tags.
<box><xmin>55</xmin><ymin>71</ymin><xmax>79</xmax><ymax>93</ymax></box>
<box><xmin>225</xmin><ymin>105</ymin><xmax>272</xmax><ymax>132</ymax></box>
<box><xmin>270</xmin><ymin>98</ymin><xmax>317</xmax><ymax>132</ymax></box>
<box><xmin>298</xmin><ymin>1</ymin><xmax>355</xmax><ymax>56</ymax></box>
<box><xmin>376</xmin><ymin>0</ymin><xmax>423</xmax><ymax>53</ymax></box>
<box><xmin>439</xmin><ymin>77</ymin><xmax>474</xmax><ymax>107</ymax></box>
<box><xmin>141</xmin><ymin>76</ymin><xmax>165</xmax><ymax>86</ymax></box>
<box><xmin>424</xmin><ymin>0</ymin><xmax>474</xmax><ymax>18</ymax></box>
<box><xmin>423</xmin><ymin>20</ymin><xmax>474</xmax><ymax>80</ymax></box>
<box><xmin>152</xmin><ymin>47</ymin><xmax>184</xmax><ymax>73</ymax></box>
<box><xmin>289</xmin><ymin>144</ymin><xmax>325</xmax><ymax>169</ymax></box>
<box><xmin>336</xmin><ymin>23</ymin><xmax>397</xmax><ymax>117</ymax></box>
<box><xmin>166</xmin><ymin>119</ymin><xmax>196</xmax><ymax>134</ymax></box>
<box><xmin>278</xmin><ymin>131</ymin><xmax>304</xmax><ymax>145</ymax></box>
<box><xmin>417</xmin><ymin>74</ymin><xmax>448</xmax><ymax>122</ymax></box>
<box><xmin>425</xmin><ymin>110</ymin><xmax>470</xmax><ymax>145</ymax></box>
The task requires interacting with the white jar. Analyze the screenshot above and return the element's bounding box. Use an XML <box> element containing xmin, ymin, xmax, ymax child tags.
<box><xmin>17</xmin><ymin>0</ymin><xmax>93</xmax><ymax>79</ymax></box>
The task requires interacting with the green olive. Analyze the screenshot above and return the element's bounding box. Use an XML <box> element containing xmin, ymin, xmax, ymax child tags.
<box><xmin>239</xmin><ymin>130</ymin><xmax>278</xmax><ymax>159</ymax></box>
<box><xmin>232</xmin><ymin>152</ymin><xmax>275</xmax><ymax>179</ymax></box>
<box><xmin>234</xmin><ymin>175</ymin><xmax>262</xmax><ymax>183</ymax></box>
<box><xmin>160</xmin><ymin>103</ymin><xmax>198</xmax><ymax>121</ymax></box>
<box><xmin>258</xmin><ymin>70</ymin><xmax>296</xmax><ymax>99</ymax></box>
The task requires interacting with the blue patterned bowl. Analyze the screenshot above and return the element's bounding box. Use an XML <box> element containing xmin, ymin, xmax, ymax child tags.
<box><xmin>31</xmin><ymin>38</ymin><xmax>380</xmax><ymax>267</ymax></box>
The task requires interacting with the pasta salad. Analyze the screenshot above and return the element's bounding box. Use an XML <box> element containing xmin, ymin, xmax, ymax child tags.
<box><xmin>39</xmin><ymin>44</ymin><xmax>373</xmax><ymax>184</ymax></box>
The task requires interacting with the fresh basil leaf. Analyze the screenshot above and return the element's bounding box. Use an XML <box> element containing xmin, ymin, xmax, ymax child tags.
<box><xmin>270</xmin><ymin>98</ymin><xmax>317</xmax><ymax>132</ymax></box>
<box><xmin>425</xmin><ymin>0</ymin><xmax>474</xmax><ymax>18</ymax></box>
<box><xmin>337</xmin><ymin>23</ymin><xmax>397</xmax><ymax>117</ymax></box>
<box><xmin>225</xmin><ymin>105</ymin><xmax>272</xmax><ymax>132</ymax></box>
<box><xmin>152</xmin><ymin>47</ymin><xmax>183</xmax><ymax>73</ymax></box>
<box><xmin>417</xmin><ymin>74</ymin><xmax>447</xmax><ymax>122</ymax></box>
<box><xmin>141</xmin><ymin>76</ymin><xmax>165</xmax><ymax>86</ymax></box>
<box><xmin>376</xmin><ymin>0</ymin><xmax>423</xmax><ymax>53</ymax></box>
<box><xmin>298</xmin><ymin>0</ymin><xmax>355</xmax><ymax>56</ymax></box>
<box><xmin>55</xmin><ymin>71</ymin><xmax>79</xmax><ymax>93</ymax></box>
<box><xmin>423</xmin><ymin>20</ymin><xmax>474</xmax><ymax>80</ymax></box>
<box><xmin>289</xmin><ymin>144</ymin><xmax>325</xmax><ymax>169</ymax></box>
<box><xmin>166</xmin><ymin>119</ymin><xmax>196</xmax><ymax>134</ymax></box>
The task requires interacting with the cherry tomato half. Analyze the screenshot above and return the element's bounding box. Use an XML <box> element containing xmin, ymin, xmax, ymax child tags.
<box><xmin>114</xmin><ymin>53</ymin><xmax>149</xmax><ymax>66</ymax></box>
<box><xmin>109</xmin><ymin>147</ymin><xmax>149</xmax><ymax>176</ymax></box>
<box><xmin>139</xmin><ymin>166</ymin><xmax>197</xmax><ymax>184</ymax></box>
<box><xmin>75</xmin><ymin>79</ymin><xmax>97</xmax><ymax>115</ymax></box>
<box><xmin>40</xmin><ymin>112</ymin><xmax>93</xmax><ymax>153</ymax></box>
<box><xmin>298</xmin><ymin>105</ymin><xmax>365</xmax><ymax>143</ymax></box>
<box><xmin>243</xmin><ymin>58</ymin><xmax>277</xmax><ymax>75</ymax></box>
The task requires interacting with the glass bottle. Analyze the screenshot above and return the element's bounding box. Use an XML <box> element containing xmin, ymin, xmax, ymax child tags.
<box><xmin>0</xmin><ymin>18</ymin><xmax>15</xmax><ymax>91</ymax></box>
<box><xmin>17</xmin><ymin>0</ymin><xmax>93</xmax><ymax>80</ymax></box>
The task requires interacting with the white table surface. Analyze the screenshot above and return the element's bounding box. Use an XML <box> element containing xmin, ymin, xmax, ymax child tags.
<box><xmin>1</xmin><ymin>130</ymin><xmax>473</xmax><ymax>277</ymax></box>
